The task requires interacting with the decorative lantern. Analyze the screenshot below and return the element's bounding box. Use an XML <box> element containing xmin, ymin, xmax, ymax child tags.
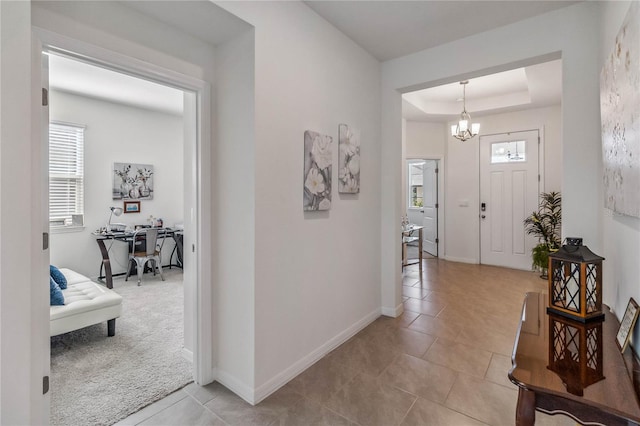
<box><xmin>548</xmin><ymin>238</ymin><xmax>605</xmax><ymax>322</ymax></box>
<box><xmin>547</xmin><ymin>312</ymin><xmax>604</xmax><ymax>396</ymax></box>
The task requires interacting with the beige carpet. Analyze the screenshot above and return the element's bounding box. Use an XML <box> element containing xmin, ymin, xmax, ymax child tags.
<box><xmin>50</xmin><ymin>269</ymin><xmax>192</xmax><ymax>426</ymax></box>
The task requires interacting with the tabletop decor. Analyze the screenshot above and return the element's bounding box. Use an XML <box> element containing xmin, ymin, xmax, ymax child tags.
<box><xmin>616</xmin><ymin>298</ymin><xmax>639</xmax><ymax>352</ymax></box>
<box><xmin>547</xmin><ymin>311</ymin><xmax>604</xmax><ymax>396</ymax></box>
<box><xmin>113</xmin><ymin>162</ymin><xmax>154</xmax><ymax>200</ymax></box>
<box><xmin>338</xmin><ymin>124</ymin><xmax>360</xmax><ymax>193</ymax></box>
<box><xmin>303</xmin><ymin>130</ymin><xmax>332</xmax><ymax>211</ymax></box>
<box><xmin>548</xmin><ymin>238</ymin><xmax>605</xmax><ymax>322</ymax></box>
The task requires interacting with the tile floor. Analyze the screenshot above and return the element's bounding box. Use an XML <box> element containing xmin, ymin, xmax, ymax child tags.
<box><xmin>116</xmin><ymin>258</ymin><xmax>577</xmax><ymax>426</ymax></box>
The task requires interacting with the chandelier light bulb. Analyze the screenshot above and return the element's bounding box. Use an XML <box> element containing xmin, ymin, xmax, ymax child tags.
<box><xmin>451</xmin><ymin>81</ymin><xmax>480</xmax><ymax>142</ymax></box>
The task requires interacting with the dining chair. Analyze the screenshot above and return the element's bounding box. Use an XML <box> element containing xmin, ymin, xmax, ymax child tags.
<box><xmin>125</xmin><ymin>228</ymin><xmax>166</xmax><ymax>285</ymax></box>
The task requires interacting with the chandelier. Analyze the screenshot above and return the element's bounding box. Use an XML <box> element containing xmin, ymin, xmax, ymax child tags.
<box><xmin>451</xmin><ymin>81</ymin><xmax>480</xmax><ymax>141</ymax></box>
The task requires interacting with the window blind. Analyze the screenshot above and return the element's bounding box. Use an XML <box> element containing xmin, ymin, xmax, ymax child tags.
<box><xmin>49</xmin><ymin>122</ymin><xmax>84</xmax><ymax>227</ymax></box>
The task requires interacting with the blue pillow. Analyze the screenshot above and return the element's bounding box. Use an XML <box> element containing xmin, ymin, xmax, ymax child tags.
<box><xmin>50</xmin><ymin>265</ymin><xmax>67</xmax><ymax>290</ymax></box>
<box><xmin>50</xmin><ymin>277</ymin><xmax>64</xmax><ymax>306</ymax></box>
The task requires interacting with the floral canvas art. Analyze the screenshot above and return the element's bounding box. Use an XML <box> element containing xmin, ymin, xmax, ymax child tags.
<box><xmin>113</xmin><ymin>163</ymin><xmax>154</xmax><ymax>200</ymax></box>
<box><xmin>303</xmin><ymin>130</ymin><xmax>332</xmax><ymax>211</ymax></box>
<box><xmin>338</xmin><ymin>124</ymin><xmax>360</xmax><ymax>193</ymax></box>
<box><xmin>600</xmin><ymin>1</ymin><xmax>640</xmax><ymax>218</ymax></box>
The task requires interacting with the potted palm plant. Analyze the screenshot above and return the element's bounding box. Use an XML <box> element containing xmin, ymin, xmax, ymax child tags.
<box><xmin>524</xmin><ymin>191</ymin><xmax>561</xmax><ymax>279</ymax></box>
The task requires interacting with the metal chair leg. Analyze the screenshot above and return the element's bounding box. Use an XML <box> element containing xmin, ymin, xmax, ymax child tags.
<box><xmin>155</xmin><ymin>256</ymin><xmax>165</xmax><ymax>281</ymax></box>
<box><xmin>125</xmin><ymin>258</ymin><xmax>132</xmax><ymax>281</ymax></box>
<box><xmin>136</xmin><ymin>258</ymin><xmax>145</xmax><ymax>285</ymax></box>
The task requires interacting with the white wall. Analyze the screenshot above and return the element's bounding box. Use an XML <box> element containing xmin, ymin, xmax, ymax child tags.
<box><xmin>597</xmin><ymin>1</ymin><xmax>640</xmax><ymax>349</ymax></box>
<box><xmin>381</xmin><ymin>2</ymin><xmax>600</xmax><ymax>313</ymax></box>
<box><xmin>49</xmin><ymin>90</ymin><xmax>183</xmax><ymax>278</ymax></box>
<box><xmin>216</xmin><ymin>1</ymin><xmax>382</xmax><ymax>402</ymax></box>
<box><xmin>405</xmin><ymin>121</ymin><xmax>446</xmax><ymax>159</ymax></box>
<box><xmin>32</xmin><ymin>1</ymin><xmax>216</xmax><ymax>82</ymax></box>
<box><xmin>213</xmin><ymin>29</ymin><xmax>257</xmax><ymax>396</ymax></box>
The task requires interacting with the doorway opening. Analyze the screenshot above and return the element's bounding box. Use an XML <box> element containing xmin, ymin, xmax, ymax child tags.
<box><xmin>38</xmin><ymin>38</ymin><xmax>211</xmax><ymax>423</ymax></box>
<box><xmin>406</xmin><ymin>159</ymin><xmax>439</xmax><ymax>258</ymax></box>
<box><xmin>401</xmin><ymin>58</ymin><xmax>561</xmax><ymax>268</ymax></box>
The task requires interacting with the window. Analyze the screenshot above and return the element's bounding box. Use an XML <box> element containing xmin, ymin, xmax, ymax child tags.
<box><xmin>407</xmin><ymin>161</ymin><xmax>425</xmax><ymax>208</ymax></box>
<box><xmin>491</xmin><ymin>140</ymin><xmax>526</xmax><ymax>163</ymax></box>
<box><xmin>49</xmin><ymin>122</ymin><xmax>85</xmax><ymax>229</ymax></box>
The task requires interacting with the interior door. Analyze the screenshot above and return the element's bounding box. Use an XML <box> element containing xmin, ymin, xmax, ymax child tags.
<box><xmin>480</xmin><ymin>130</ymin><xmax>539</xmax><ymax>270</ymax></box>
<box><xmin>422</xmin><ymin>160</ymin><xmax>438</xmax><ymax>256</ymax></box>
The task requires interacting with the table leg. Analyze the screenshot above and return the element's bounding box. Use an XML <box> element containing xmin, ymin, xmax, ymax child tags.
<box><xmin>402</xmin><ymin>239</ymin><xmax>407</xmax><ymax>267</ymax></box>
<box><xmin>96</xmin><ymin>239</ymin><xmax>114</xmax><ymax>289</ymax></box>
<box><xmin>516</xmin><ymin>388</ymin><xmax>536</xmax><ymax>426</ymax></box>
<box><xmin>418</xmin><ymin>228</ymin><xmax>423</xmax><ymax>274</ymax></box>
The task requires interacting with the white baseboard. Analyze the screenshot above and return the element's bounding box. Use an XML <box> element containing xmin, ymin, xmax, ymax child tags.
<box><xmin>214</xmin><ymin>367</ymin><xmax>257</xmax><ymax>404</ymax></box>
<box><xmin>381</xmin><ymin>303</ymin><xmax>403</xmax><ymax>317</ymax></box>
<box><xmin>182</xmin><ymin>347</ymin><xmax>193</xmax><ymax>363</ymax></box>
<box><xmin>443</xmin><ymin>256</ymin><xmax>478</xmax><ymax>264</ymax></box>
<box><xmin>252</xmin><ymin>307</ymin><xmax>381</xmax><ymax>404</ymax></box>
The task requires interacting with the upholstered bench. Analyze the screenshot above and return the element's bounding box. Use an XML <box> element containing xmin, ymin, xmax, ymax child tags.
<box><xmin>50</xmin><ymin>268</ymin><xmax>123</xmax><ymax>337</ymax></box>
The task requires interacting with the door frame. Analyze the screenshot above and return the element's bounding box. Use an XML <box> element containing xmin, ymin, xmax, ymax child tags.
<box><xmin>32</xmin><ymin>27</ymin><xmax>214</xmax><ymax>388</ymax></box>
<box><xmin>477</xmin><ymin>128</ymin><xmax>545</xmax><ymax>268</ymax></box>
<box><xmin>406</xmin><ymin>156</ymin><xmax>445</xmax><ymax>259</ymax></box>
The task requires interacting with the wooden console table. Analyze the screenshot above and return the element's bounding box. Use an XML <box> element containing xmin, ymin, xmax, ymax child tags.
<box><xmin>509</xmin><ymin>292</ymin><xmax>640</xmax><ymax>425</ymax></box>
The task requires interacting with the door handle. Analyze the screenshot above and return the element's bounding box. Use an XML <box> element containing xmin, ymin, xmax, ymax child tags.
<box><xmin>420</xmin><ymin>209</ymin><xmax>424</xmax><ymax>213</ymax></box>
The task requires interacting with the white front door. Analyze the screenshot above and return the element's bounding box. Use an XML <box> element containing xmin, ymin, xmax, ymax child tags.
<box><xmin>422</xmin><ymin>160</ymin><xmax>438</xmax><ymax>256</ymax></box>
<box><xmin>480</xmin><ymin>130</ymin><xmax>539</xmax><ymax>270</ymax></box>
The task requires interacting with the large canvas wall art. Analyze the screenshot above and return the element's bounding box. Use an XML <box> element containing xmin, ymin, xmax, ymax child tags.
<box><xmin>303</xmin><ymin>130</ymin><xmax>332</xmax><ymax>211</ymax></box>
<box><xmin>113</xmin><ymin>162</ymin><xmax>154</xmax><ymax>200</ymax></box>
<box><xmin>338</xmin><ymin>124</ymin><xmax>360</xmax><ymax>194</ymax></box>
<box><xmin>600</xmin><ymin>1</ymin><xmax>640</xmax><ymax>218</ymax></box>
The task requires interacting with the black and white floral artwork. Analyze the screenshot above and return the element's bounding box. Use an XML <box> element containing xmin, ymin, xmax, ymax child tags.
<box><xmin>113</xmin><ymin>162</ymin><xmax>154</xmax><ymax>200</ymax></box>
<box><xmin>600</xmin><ymin>1</ymin><xmax>640</xmax><ymax>218</ymax></box>
<box><xmin>303</xmin><ymin>130</ymin><xmax>332</xmax><ymax>211</ymax></box>
<box><xmin>338</xmin><ymin>124</ymin><xmax>360</xmax><ymax>193</ymax></box>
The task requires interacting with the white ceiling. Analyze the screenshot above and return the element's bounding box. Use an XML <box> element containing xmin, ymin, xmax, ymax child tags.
<box><xmin>304</xmin><ymin>1</ymin><xmax>579</xmax><ymax>62</ymax></box>
<box><xmin>48</xmin><ymin>1</ymin><xmax>568</xmax><ymax>120</ymax></box>
<box><xmin>403</xmin><ymin>59</ymin><xmax>562</xmax><ymax>121</ymax></box>
<box><xmin>120</xmin><ymin>1</ymin><xmax>250</xmax><ymax>46</ymax></box>
<box><xmin>49</xmin><ymin>54</ymin><xmax>185</xmax><ymax>115</ymax></box>
<box><xmin>304</xmin><ymin>1</ymin><xmax>570</xmax><ymax>122</ymax></box>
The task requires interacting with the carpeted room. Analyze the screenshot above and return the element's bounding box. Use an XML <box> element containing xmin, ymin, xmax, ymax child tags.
<box><xmin>50</xmin><ymin>269</ymin><xmax>191</xmax><ymax>425</ymax></box>
<box><xmin>46</xmin><ymin>52</ymin><xmax>192</xmax><ymax>425</ymax></box>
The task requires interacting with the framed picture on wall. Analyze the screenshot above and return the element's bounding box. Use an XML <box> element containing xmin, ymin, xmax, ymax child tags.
<box><xmin>303</xmin><ymin>130</ymin><xmax>332</xmax><ymax>211</ymax></box>
<box><xmin>124</xmin><ymin>201</ymin><xmax>141</xmax><ymax>214</ymax></box>
<box><xmin>113</xmin><ymin>162</ymin><xmax>154</xmax><ymax>200</ymax></box>
<box><xmin>616</xmin><ymin>298</ymin><xmax>639</xmax><ymax>352</ymax></box>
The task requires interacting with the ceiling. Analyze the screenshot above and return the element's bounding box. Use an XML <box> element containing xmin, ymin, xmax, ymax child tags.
<box><xmin>48</xmin><ymin>1</ymin><xmax>570</xmax><ymax>120</ymax></box>
<box><xmin>304</xmin><ymin>1</ymin><xmax>579</xmax><ymax>62</ymax></box>
<box><xmin>120</xmin><ymin>1</ymin><xmax>250</xmax><ymax>46</ymax></box>
<box><xmin>304</xmin><ymin>1</ymin><xmax>571</xmax><ymax>122</ymax></box>
<box><xmin>403</xmin><ymin>59</ymin><xmax>562</xmax><ymax>122</ymax></box>
<box><xmin>49</xmin><ymin>53</ymin><xmax>185</xmax><ymax>115</ymax></box>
